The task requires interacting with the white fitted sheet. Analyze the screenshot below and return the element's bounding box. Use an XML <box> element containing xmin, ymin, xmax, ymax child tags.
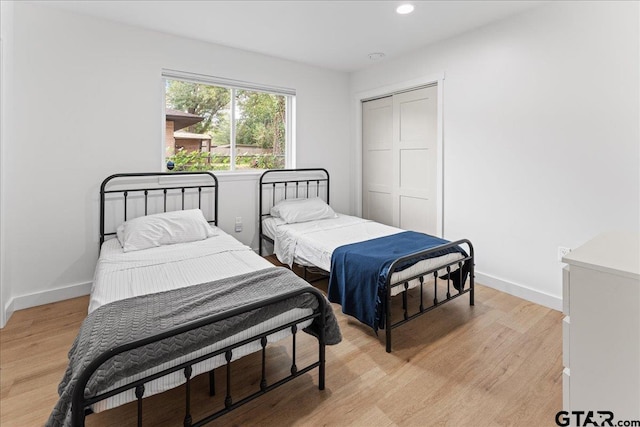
<box><xmin>263</xmin><ymin>214</ymin><xmax>464</xmax><ymax>296</ymax></box>
<box><xmin>91</xmin><ymin>230</ymin><xmax>274</xmax><ymax>312</ymax></box>
<box><xmin>89</xmin><ymin>228</ymin><xmax>312</xmax><ymax>412</ymax></box>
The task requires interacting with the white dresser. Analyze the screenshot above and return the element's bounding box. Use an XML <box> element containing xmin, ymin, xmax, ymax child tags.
<box><xmin>562</xmin><ymin>231</ymin><xmax>640</xmax><ymax>420</ymax></box>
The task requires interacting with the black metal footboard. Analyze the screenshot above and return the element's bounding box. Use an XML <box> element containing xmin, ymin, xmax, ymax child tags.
<box><xmin>384</xmin><ymin>239</ymin><xmax>475</xmax><ymax>353</ymax></box>
<box><xmin>71</xmin><ymin>287</ymin><xmax>327</xmax><ymax>426</ymax></box>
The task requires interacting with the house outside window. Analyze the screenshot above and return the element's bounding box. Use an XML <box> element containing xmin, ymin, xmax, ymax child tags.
<box><xmin>163</xmin><ymin>71</ymin><xmax>295</xmax><ymax>172</ymax></box>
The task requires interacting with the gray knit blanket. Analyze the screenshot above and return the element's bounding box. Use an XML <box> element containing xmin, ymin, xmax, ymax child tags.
<box><xmin>47</xmin><ymin>267</ymin><xmax>341</xmax><ymax>426</ymax></box>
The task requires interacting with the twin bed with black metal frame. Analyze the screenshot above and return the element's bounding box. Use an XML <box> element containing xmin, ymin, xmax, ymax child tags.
<box><xmin>48</xmin><ymin>171</ymin><xmax>341</xmax><ymax>427</ymax></box>
<box><xmin>259</xmin><ymin>168</ymin><xmax>475</xmax><ymax>353</ymax></box>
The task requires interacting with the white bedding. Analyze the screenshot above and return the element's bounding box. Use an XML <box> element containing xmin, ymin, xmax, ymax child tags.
<box><xmin>89</xmin><ymin>228</ymin><xmax>312</xmax><ymax>412</ymax></box>
<box><xmin>90</xmin><ymin>230</ymin><xmax>273</xmax><ymax>312</ymax></box>
<box><xmin>263</xmin><ymin>214</ymin><xmax>464</xmax><ymax>296</ymax></box>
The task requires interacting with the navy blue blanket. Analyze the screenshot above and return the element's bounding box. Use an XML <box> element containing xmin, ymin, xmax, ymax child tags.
<box><xmin>328</xmin><ymin>231</ymin><xmax>468</xmax><ymax>331</ymax></box>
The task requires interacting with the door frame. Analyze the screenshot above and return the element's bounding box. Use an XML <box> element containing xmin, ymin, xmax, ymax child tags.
<box><xmin>353</xmin><ymin>72</ymin><xmax>445</xmax><ymax>238</ymax></box>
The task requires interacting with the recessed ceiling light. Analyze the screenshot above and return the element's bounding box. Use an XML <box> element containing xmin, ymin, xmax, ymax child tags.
<box><xmin>368</xmin><ymin>52</ymin><xmax>386</xmax><ymax>61</ymax></box>
<box><xmin>396</xmin><ymin>4</ymin><xmax>415</xmax><ymax>15</ymax></box>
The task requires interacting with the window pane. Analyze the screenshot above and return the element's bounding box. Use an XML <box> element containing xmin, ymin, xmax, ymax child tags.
<box><xmin>165</xmin><ymin>79</ymin><xmax>231</xmax><ymax>171</ymax></box>
<box><xmin>164</xmin><ymin>77</ymin><xmax>289</xmax><ymax>172</ymax></box>
<box><xmin>234</xmin><ymin>90</ymin><xmax>286</xmax><ymax>170</ymax></box>
<box><xmin>210</xmin><ymin>107</ymin><xmax>231</xmax><ymax>171</ymax></box>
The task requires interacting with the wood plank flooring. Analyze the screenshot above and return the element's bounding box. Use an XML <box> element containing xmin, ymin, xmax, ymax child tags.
<box><xmin>0</xmin><ymin>264</ymin><xmax>562</xmax><ymax>426</ymax></box>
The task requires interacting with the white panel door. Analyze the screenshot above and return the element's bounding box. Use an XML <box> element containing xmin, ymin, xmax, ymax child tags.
<box><xmin>362</xmin><ymin>96</ymin><xmax>393</xmax><ymax>225</ymax></box>
<box><xmin>362</xmin><ymin>85</ymin><xmax>438</xmax><ymax>235</ymax></box>
<box><xmin>395</xmin><ymin>86</ymin><xmax>438</xmax><ymax>235</ymax></box>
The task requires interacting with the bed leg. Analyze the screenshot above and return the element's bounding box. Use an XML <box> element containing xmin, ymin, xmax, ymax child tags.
<box><xmin>318</xmin><ymin>295</ymin><xmax>326</xmax><ymax>390</ymax></box>
<box><xmin>318</xmin><ymin>343</ymin><xmax>326</xmax><ymax>390</ymax></box>
<box><xmin>386</xmin><ymin>292</ymin><xmax>392</xmax><ymax>353</ymax></box>
<box><xmin>135</xmin><ymin>385</ymin><xmax>145</xmax><ymax>427</ymax></box>
<box><xmin>386</xmin><ymin>326</ymin><xmax>392</xmax><ymax>353</ymax></box>
<box><xmin>470</xmin><ymin>262</ymin><xmax>475</xmax><ymax>306</ymax></box>
<box><xmin>208</xmin><ymin>369</ymin><xmax>216</xmax><ymax>396</ymax></box>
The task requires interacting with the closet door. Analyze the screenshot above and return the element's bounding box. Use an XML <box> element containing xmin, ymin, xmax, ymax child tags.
<box><xmin>394</xmin><ymin>86</ymin><xmax>438</xmax><ymax>235</ymax></box>
<box><xmin>362</xmin><ymin>85</ymin><xmax>438</xmax><ymax>235</ymax></box>
<box><xmin>362</xmin><ymin>96</ymin><xmax>393</xmax><ymax>225</ymax></box>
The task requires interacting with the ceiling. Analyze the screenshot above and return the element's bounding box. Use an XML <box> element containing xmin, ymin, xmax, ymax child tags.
<box><xmin>41</xmin><ymin>0</ymin><xmax>545</xmax><ymax>72</ymax></box>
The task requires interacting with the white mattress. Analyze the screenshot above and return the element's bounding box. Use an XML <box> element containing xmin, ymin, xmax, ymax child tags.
<box><xmin>89</xmin><ymin>228</ymin><xmax>312</xmax><ymax>412</ymax></box>
<box><xmin>263</xmin><ymin>214</ymin><xmax>464</xmax><ymax>296</ymax></box>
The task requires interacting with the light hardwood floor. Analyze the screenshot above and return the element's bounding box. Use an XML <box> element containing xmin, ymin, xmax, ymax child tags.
<box><xmin>0</xmin><ymin>267</ymin><xmax>562</xmax><ymax>427</ymax></box>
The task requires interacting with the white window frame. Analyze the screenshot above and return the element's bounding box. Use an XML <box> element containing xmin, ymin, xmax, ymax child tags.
<box><xmin>161</xmin><ymin>69</ymin><xmax>296</xmax><ymax>172</ymax></box>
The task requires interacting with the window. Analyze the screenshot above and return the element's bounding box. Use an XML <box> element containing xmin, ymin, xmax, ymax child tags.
<box><xmin>162</xmin><ymin>71</ymin><xmax>294</xmax><ymax>172</ymax></box>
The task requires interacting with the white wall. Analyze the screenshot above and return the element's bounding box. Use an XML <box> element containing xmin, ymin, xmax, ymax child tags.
<box><xmin>1</xmin><ymin>2</ymin><xmax>350</xmax><ymax>324</ymax></box>
<box><xmin>0</xmin><ymin>0</ymin><xmax>16</xmax><ymax>327</ymax></box>
<box><xmin>350</xmin><ymin>1</ymin><xmax>640</xmax><ymax>309</ymax></box>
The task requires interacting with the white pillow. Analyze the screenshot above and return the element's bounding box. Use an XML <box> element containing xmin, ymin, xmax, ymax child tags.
<box><xmin>270</xmin><ymin>197</ymin><xmax>337</xmax><ymax>224</ymax></box>
<box><xmin>116</xmin><ymin>209</ymin><xmax>217</xmax><ymax>252</ymax></box>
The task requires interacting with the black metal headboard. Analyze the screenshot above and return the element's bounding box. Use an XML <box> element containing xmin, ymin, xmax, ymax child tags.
<box><xmin>100</xmin><ymin>172</ymin><xmax>219</xmax><ymax>246</ymax></box>
<box><xmin>258</xmin><ymin>168</ymin><xmax>329</xmax><ymax>254</ymax></box>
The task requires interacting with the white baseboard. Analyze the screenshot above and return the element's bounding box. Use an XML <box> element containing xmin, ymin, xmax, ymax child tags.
<box><xmin>2</xmin><ymin>281</ymin><xmax>92</xmax><ymax>327</ymax></box>
<box><xmin>475</xmin><ymin>271</ymin><xmax>562</xmax><ymax>311</ymax></box>
<box><xmin>1</xmin><ymin>298</ymin><xmax>14</xmax><ymax>329</ymax></box>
